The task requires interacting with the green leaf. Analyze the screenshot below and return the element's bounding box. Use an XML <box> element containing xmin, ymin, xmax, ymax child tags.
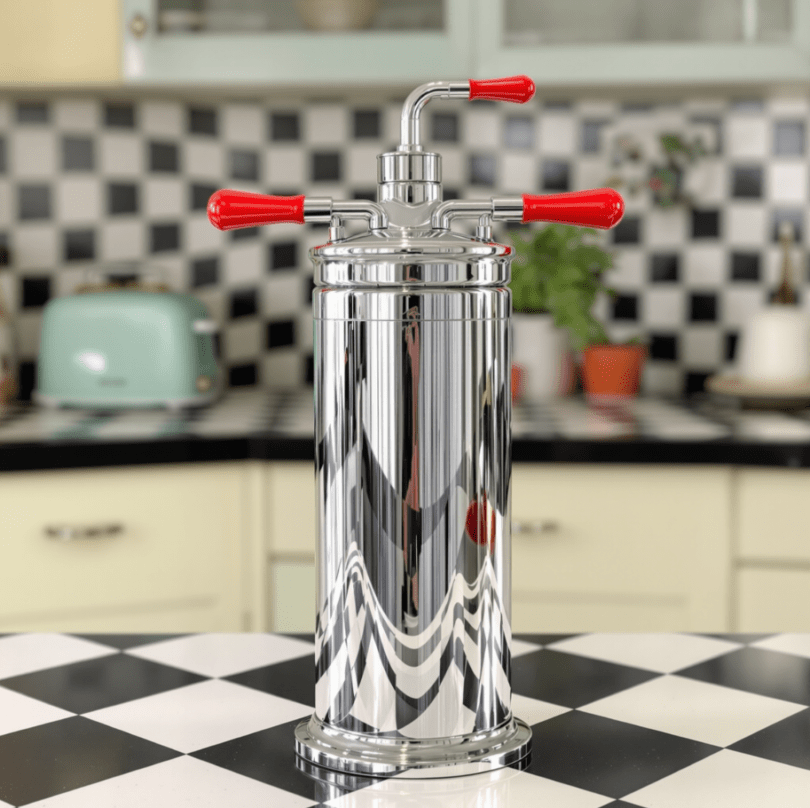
<box><xmin>508</xmin><ymin>222</ymin><xmax>615</xmax><ymax>345</ymax></box>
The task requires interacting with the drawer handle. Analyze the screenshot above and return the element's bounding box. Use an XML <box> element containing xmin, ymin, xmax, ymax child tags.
<box><xmin>44</xmin><ymin>524</ymin><xmax>124</xmax><ymax>542</ymax></box>
<box><xmin>512</xmin><ymin>520</ymin><xmax>559</xmax><ymax>536</ymax></box>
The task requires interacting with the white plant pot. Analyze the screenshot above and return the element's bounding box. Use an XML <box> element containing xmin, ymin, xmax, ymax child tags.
<box><xmin>512</xmin><ymin>313</ymin><xmax>573</xmax><ymax>399</ymax></box>
<box><xmin>738</xmin><ymin>306</ymin><xmax>810</xmax><ymax>383</ymax></box>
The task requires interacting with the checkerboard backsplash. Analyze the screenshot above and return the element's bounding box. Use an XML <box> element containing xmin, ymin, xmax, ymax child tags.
<box><xmin>1</xmin><ymin>90</ymin><xmax>809</xmax><ymax>398</ymax></box>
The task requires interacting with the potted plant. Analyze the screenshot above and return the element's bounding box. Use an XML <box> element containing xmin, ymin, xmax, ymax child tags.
<box><xmin>509</xmin><ymin>222</ymin><xmax>645</xmax><ymax>400</ymax></box>
<box><xmin>509</xmin><ymin>223</ymin><xmax>589</xmax><ymax>399</ymax></box>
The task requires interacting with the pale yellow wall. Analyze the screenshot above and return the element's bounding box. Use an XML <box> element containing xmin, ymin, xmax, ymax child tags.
<box><xmin>0</xmin><ymin>0</ymin><xmax>121</xmax><ymax>84</ymax></box>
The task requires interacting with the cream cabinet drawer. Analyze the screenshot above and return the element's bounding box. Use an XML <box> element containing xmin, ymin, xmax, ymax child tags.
<box><xmin>265</xmin><ymin>461</ymin><xmax>316</xmax><ymax>632</ymax></box>
<box><xmin>0</xmin><ymin>463</ymin><xmax>245</xmax><ymax>624</ymax></box>
<box><xmin>737</xmin><ymin>567</ymin><xmax>810</xmax><ymax>631</ymax></box>
<box><xmin>513</xmin><ymin>593</ymin><xmax>689</xmax><ymax>633</ymax></box>
<box><xmin>267</xmin><ymin>461</ymin><xmax>316</xmax><ymax>557</ymax></box>
<box><xmin>269</xmin><ymin>559</ymin><xmax>316</xmax><ymax>633</ymax></box>
<box><xmin>511</xmin><ymin>465</ymin><xmax>731</xmax><ymax>630</ymax></box>
<box><xmin>737</xmin><ymin>469</ymin><xmax>810</xmax><ymax>561</ymax></box>
<box><xmin>3</xmin><ymin>602</ymin><xmax>243</xmax><ymax>633</ymax></box>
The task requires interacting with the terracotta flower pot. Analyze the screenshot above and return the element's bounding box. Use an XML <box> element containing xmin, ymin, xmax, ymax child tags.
<box><xmin>511</xmin><ymin>363</ymin><xmax>525</xmax><ymax>403</ymax></box>
<box><xmin>582</xmin><ymin>344</ymin><xmax>646</xmax><ymax>400</ymax></box>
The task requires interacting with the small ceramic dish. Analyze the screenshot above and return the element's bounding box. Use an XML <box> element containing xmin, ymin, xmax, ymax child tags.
<box><xmin>706</xmin><ymin>374</ymin><xmax>810</xmax><ymax>409</ymax></box>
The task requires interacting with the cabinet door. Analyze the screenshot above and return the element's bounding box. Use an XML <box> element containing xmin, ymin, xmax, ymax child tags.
<box><xmin>737</xmin><ymin>468</ymin><xmax>810</xmax><ymax>562</ymax></box>
<box><xmin>121</xmin><ymin>0</ymin><xmax>473</xmax><ymax>85</ymax></box>
<box><xmin>0</xmin><ymin>0</ymin><xmax>120</xmax><ymax>84</ymax></box>
<box><xmin>0</xmin><ymin>462</ymin><xmax>248</xmax><ymax>631</ymax></box>
<box><xmin>733</xmin><ymin>468</ymin><xmax>810</xmax><ymax>631</ymax></box>
<box><xmin>266</xmin><ymin>461</ymin><xmax>316</xmax><ymax>632</ymax></box>
<box><xmin>269</xmin><ymin>559</ymin><xmax>316</xmax><ymax>633</ymax></box>
<box><xmin>475</xmin><ymin>0</ymin><xmax>810</xmax><ymax>85</ymax></box>
<box><xmin>737</xmin><ymin>567</ymin><xmax>810</xmax><ymax>631</ymax></box>
<box><xmin>510</xmin><ymin>464</ymin><xmax>732</xmax><ymax>632</ymax></box>
<box><xmin>266</xmin><ymin>461</ymin><xmax>316</xmax><ymax>558</ymax></box>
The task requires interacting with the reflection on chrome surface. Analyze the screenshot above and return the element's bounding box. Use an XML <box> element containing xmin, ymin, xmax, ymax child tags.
<box><xmin>296</xmin><ymin>755</ymin><xmax>532</xmax><ymax>805</ymax></box>
<box><xmin>296</xmin><ymin>288</ymin><xmax>531</xmax><ymax>775</ymax></box>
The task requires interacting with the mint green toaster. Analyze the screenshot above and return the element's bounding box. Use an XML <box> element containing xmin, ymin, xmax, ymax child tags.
<box><xmin>35</xmin><ymin>291</ymin><xmax>222</xmax><ymax>409</ymax></box>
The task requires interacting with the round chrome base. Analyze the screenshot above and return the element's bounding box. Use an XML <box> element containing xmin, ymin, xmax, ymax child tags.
<box><xmin>294</xmin><ymin>715</ymin><xmax>532</xmax><ymax>779</ymax></box>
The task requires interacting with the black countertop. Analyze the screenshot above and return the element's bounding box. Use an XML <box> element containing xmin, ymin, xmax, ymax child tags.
<box><xmin>1</xmin><ymin>632</ymin><xmax>810</xmax><ymax>806</ymax></box>
<box><xmin>4</xmin><ymin>389</ymin><xmax>810</xmax><ymax>472</ymax></box>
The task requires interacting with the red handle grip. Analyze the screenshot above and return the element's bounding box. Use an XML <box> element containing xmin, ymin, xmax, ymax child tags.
<box><xmin>469</xmin><ymin>75</ymin><xmax>535</xmax><ymax>104</ymax></box>
<box><xmin>523</xmin><ymin>188</ymin><xmax>624</xmax><ymax>229</ymax></box>
<box><xmin>207</xmin><ymin>190</ymin><xmax>305</xmax><ymax>231</ymax></box>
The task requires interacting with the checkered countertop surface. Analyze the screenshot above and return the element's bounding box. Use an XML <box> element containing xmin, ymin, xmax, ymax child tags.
<box><xmin>1</xmin><ymin>632</ymin><xmax>810</xmax><ymax>807</ymax></box>
<box><xmin>4</xmin><ymin>388</ymin><xmax>810</xmax><ymax>446</ymax></box>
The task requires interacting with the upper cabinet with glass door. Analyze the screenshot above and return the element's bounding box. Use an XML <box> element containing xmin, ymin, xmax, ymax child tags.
<box><xmin>475</xmin><ymin>0</ymin><xmax>810</xmax><ymax>85</ymax></box>
<box><xmin>121</xmin><ymin>0</ymin><xmax>473</xmax><ymax>85</ymax></box>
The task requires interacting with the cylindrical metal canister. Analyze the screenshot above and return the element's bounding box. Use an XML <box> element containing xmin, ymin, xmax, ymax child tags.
<box><xmin>204</xmin><ymin>75</ymin><xmax>624</xmax><ymax>778</ymax></box>
<box><xmin>294</xmin><ymin>281</ymin><xmax>531</xmax><ymax>776</ymax></box>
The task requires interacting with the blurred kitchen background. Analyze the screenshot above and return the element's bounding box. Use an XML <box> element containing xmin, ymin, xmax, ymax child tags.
<box><xmin>2</xmin><ymin>0</ymin><xmax>810</xmax><ymax>637</ymax></box>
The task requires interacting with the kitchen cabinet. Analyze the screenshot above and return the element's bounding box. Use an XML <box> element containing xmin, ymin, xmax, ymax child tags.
<box><xmin>269</xmin><ymin>557</ymin><xmax>316</xmax><ymax>633</ymax></box>
<box><xmin>737</xmin><ymin>567</ymin><xmax>810</xmax><ymax>631</ymax></box>
<box><xmin>0</xmin><ymin>0</ymin><xmax>121</xmax><ymax>84</ymax></box>
<box><xmin>263</xmin><ymin>461</ymin><xmax>734</xmax><ymax>634</ymax></box>
<box><xmin>736</xmin><ymin>468</ymin><xmax>810</xmax><ymax>562</ymax></box>
<box><xmin>476</xmin><ymin>0</ymin><xmax>810</xmax><ymax>85</ymax></box>
<box><xmin>511</xmin><ymin>464</ymin><xmax>732</xmax><ymax>632</ymax></box>
<box><xmin>0</xmin><ymin>462</ymin><xmax>260</xmax><ymax>632</ymax></box>
<box><xmin>734</xmin><ymin>468</ymin><xmax>810</xmax><ymax>631</ymax></box>
<box><xmin>5</xmin><ymin>456</ymin><xmax>809</xmax><ymax>635</ymax></box>
<box><xmin>262</xmin><ymin>462</ymin><xmax>810</xmax><ymax>634</ymax></box>
<box><xmin>0</xmin><ymin>457</ymin><xmax>315</xmax><ymax>635</ymax></box>
<box><xmin>6</xmin><ymin>0</ymin><xmax>808</xmax><ymax>88</ymax></box>
<box><xmin>119</xmin><ymin>0</ymin><xmax>810</xmax><ymax>87</ymax></box>
<box><xmin>121</xmin><ymin>0</ymin><xmax>473</xmax><ymax>85</ymax></box>
<box><xmin>266</xmin><ymin>461</ymin><xmax>316</xmax><ymax>559</ymax></box>
<box><xmin>265</xmin><ymin>461</ymin><xmax>316</xmax><ymax>633</ymax></box>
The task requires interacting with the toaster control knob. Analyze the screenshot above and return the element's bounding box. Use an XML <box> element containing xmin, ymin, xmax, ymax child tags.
<box><xmin>196</xmin><ymin>375</ymin><xmax>212</xmax><ymax>392</ymax></box>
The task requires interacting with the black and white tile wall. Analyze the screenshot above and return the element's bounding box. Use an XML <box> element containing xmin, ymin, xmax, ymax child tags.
<box><xmin>1</xmin><ymin>92</ymin><xmax>809</xmax><ymax>399</ymax></box>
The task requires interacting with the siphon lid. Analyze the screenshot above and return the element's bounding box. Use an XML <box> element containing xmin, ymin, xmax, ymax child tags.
<box><xmin>206</xmin><ymin>76</ymin><xmax>625</xmax><ymax>289</ymax></box>
<box><xmin>311</xmin><ymin>229</ymin><xmax>512</xmax><ymax>286</ymax></box>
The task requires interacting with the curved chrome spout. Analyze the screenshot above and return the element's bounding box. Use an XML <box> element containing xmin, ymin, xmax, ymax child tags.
<box><xmin>399</xmin><ymin>81</ymin><xmax>469</xmax><ymax>151</ymax></box>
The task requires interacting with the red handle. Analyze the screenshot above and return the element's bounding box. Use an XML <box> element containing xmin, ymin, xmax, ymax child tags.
<box><xmin>523</xmin><ymin>188</ymin><xmax>624</xmax><ymax>229</ymax></box>
<box><xmin>469</xmin><ymin>75</ymin><xmax>535</xmax><ymax>104</ymax></box>
<box><xmin>207</xmin><ymin>190</ymin><xmax>305</xmax><ymax>231</ymax></box>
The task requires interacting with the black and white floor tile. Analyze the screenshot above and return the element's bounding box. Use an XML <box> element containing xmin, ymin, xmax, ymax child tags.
<box><xmin>1</xmin><ymin>632</ymin><xmax>810</xmax><ymax>806</ymax></box>
<box><xmin>3</xmin><ymin>93</ymin><xmax>810</xmax><ymax>398</ymax></box>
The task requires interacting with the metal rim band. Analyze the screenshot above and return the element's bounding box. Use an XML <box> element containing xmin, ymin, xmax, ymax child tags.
<box><xmin>378</xmin><ymin>152</ymin><xmax>441</xmax><ymax>184</ymax></box>
<box><xmin>294</xmin><ymin>715</ymin><xmax>532</xmax><ymax>778</ymax></box>
<box><xmin>315</xmin><ymin>287</ymin><xmax>511</xmax><ymax>321</ymax></box>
